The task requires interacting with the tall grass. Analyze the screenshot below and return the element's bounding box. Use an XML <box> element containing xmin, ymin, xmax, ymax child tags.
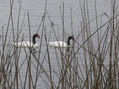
<box><xmin>0</xmin><ymin>0</ymin><xmax>119</xmax><ymax>89</ymax></box>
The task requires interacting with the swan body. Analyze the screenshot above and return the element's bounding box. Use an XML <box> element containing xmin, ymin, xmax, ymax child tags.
<box><xmin>48</xmin><ymin>41</ymin><xmax>71</xmax><ymax>48</ymax></box>
<box><xmin>14</xmin><ymin>41</ymin><xmax>39</xmax><ymax>48</ymax></box>
<box><xmin>13</xmin><ymin>34</ymin><xmax>40</xmax><ymax>48</ymax></box>
<box><xmin>48</xmin><ymin>36</ymin><xmax>74</xmax><ymax>50</ymax></box>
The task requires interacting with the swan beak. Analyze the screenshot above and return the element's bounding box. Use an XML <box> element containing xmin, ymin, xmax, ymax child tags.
<box><xmin>73</xmin><ymin>38</ymin><xmax>75</xmax><ymax>41</ymax></box>
<box><xmin>37</xmin><ymin>36</ymin><xmax>40</xmax><ymax>38</ymax></box>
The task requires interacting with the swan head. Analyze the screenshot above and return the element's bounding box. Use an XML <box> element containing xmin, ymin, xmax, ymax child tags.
<box><xmin>68</xmin><ymin>36</ymin><xmax>74</xmax><ymax>41</ymax></box>
<box><xmin>67</xmin><ymin>35</ymin><xmax>74</xmax><ymax>46</ymax></box>
<box><xmin>33</xmin><ymin>34</ymin><xmax>40</xmax><ymax>44</ymax></box>
<box><xmin>33</xmin><ymin>34</ymin><xmax>40</xmax><ymax>38</ymax></box>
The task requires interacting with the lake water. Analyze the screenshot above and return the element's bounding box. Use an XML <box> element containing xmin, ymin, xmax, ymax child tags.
<box><xmin>0</xmin><ymin>0</ymin><xmax>119</xmax><ymax>89</ymax></box>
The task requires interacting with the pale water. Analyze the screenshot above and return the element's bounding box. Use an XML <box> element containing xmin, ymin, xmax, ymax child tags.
<box><xmin>0</xmin><ymin>0</ymin><xmax>119</xmax><ymax>89</ymax></box>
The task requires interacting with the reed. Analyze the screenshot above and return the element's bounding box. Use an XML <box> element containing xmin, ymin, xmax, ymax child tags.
<box><xmin>0</xmin><ymin>0</ymin><xmax>119</xmax><ymax>89</ymax></box>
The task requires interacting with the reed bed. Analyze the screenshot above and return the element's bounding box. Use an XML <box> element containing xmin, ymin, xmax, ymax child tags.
<box><xmin>0</xmin><ymin>0</ymin><xmax>119</xmax><ymax>89</ymax></box>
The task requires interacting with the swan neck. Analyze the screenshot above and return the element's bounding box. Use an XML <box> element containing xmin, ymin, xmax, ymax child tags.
<box><xmin>67</xmin><ymin>38</ymin><xmax>71</xmax><ymax>45</ymax></box>
<box><xmin>32</xmin><ymin>36</ymin><xmax>36</xmax><ymax>44</ymax></box>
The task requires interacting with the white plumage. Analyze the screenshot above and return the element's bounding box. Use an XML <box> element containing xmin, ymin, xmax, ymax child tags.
<box><xmin>47</xmin><ymin>36</ymin><xmax>74</xmax><ymax>50</ymax></box>
<box><xmin>14</xmin><ymin>41</ymin><xmax>39</xmax><ymax>48</ymax></box>
<box><xmin>47</xmin><ymin>41</ymin><xmax>70</xmax><ymax>48</ymax></box>
<box><xmin>13</xmin><ymin>34</ymin><xmax>40</xmax><ymax>48</ymax></box>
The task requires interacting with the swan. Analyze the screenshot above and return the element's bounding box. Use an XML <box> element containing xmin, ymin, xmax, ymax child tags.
<box><xmin>48</xmin><ymin>36</ymin><xmax>74</xmax><ymax>49</ymax></box>
<box><xmin>13</xmin><ymin>34</ymin><xmax>40</xmax><ymax>48</ymax></box>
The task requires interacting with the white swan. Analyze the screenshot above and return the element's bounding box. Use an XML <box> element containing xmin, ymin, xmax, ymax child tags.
<box><xmin>48</xmin><ymin>36</ymin><xmax>74</xmax><ymax>51</ymax></box>
<box><xmin>13</xmin><ymin>34</ymin><xmax>40</xmax><ymax>48</ymax></box>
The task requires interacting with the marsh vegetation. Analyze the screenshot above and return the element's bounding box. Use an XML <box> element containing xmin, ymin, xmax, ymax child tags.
<box><xmin>0</xmin><ymin>0</ymin><xmax>119</xmax><ymax>89</ymax></box>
